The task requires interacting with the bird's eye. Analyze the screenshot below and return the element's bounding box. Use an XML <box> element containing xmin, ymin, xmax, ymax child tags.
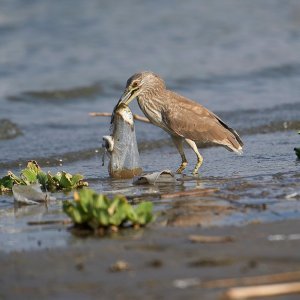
<box><xmin>132</xmin><ymin>82</ymin><xmax>138</xmax><ymax>88</ymax></box>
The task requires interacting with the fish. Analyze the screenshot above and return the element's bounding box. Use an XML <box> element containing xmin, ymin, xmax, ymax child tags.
<box><xmin>102</xmin><ymin>103</ymin><xmax>142</xmax><ymax>179</ymax></box>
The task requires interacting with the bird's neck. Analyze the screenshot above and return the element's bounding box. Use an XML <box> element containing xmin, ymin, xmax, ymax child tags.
<box><xmin>137</xmin><ymin>89</ymin><xmax>166</xmax><ymax>127</ymax></box>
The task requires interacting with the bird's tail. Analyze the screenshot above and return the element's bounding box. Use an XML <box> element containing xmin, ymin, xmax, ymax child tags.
<box><xmin>214</xmin><ymin>116</ymin><xmax>244</xmax><ymax>155</ymax></box>
<box><xmin>231</xmin><ymin>144</ymin><xmax>243</xmax><ymax>155</ymax></box>
<box><xmin>223</xmin><ymin>130</ymin><xmax>243</xmax><ymax>155</ymax></box>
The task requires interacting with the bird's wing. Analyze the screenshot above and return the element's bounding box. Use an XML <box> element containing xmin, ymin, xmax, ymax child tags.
<box><xmin>163</xmin><ymin>92</ymin><xmax>243</xmax><ymax>151</ymax></box>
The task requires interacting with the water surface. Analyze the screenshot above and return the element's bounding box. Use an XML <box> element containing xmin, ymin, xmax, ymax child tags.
<box><xmin>0</xmin><ymin>0</ymin><xmax>300</xmax><ymax>252</ymax></box>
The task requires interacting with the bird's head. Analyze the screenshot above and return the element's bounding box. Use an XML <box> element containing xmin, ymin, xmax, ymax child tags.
<box><xmin>116</xmin><ymin>71</ymin><xmax>165</xmax><ymax>107</ymax></box>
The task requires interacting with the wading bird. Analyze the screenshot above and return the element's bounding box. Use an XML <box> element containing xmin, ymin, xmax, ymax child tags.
<box><xmin>116</xmin><ymin>72</ymin><xmax>243</xmax><ymax>174</ymax></box>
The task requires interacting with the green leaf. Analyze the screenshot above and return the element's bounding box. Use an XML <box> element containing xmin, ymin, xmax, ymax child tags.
<box><xmin>108</xmin><ymin>197</ymin><xmax>121</xmax><ymax>216</ymax></box>
<box><xmin>21</xmin><ymin>168</ymin><xmax>38</xmax><ymax>184</ymax></box>
<box><xmin>98</xmin><ymin>210</ymin><xmax>110</xmax><ymax>226</ymax></box>
<box><xmin>76</xmin><ymin>189</ymin><xmax>94</xmax><ymax>213</ymax></box>
<box><xmin>0</xmin><ymin>175</ymin><xmax>14</xmax><ymax>191</ymax></box>
<box><xmin>46</xmin><ymin>172</ymin><xmax>59</xmax><ymax>191</ymax></box>
<box><xmin>69</xmin><ymin>208</ymin><xmax>83</xmax><ymax>224</ymax></box>
<box><xmin>7</xmin><ymin>171</ymin><xmax>24</xmax><ymax>185</ymax></box>
<box><xmin>26</xmin><ymin>160</ymin><xmax>41</xmax><ymax>174</ymax></box>
<box><xmin>117</xmin><ymin>199</ymin><xmax>130</xmax><ymax>220</ymax></box>
<box><xmin>37</xmin><ymin>171</ymin><xmax>48</xmax><ymax>189</ymax></box>
<box><xmin>71</xmin><ymin>174</ymin><xmax>84</xmax><ymax>186</ymax></box>
<box><xmin>92</xmin><ymin>194</ymin><xmax>109</xmax><ymax>210</ymax></box>
<box><xmin>53</xmin><ymin>172</ymin><xmax>62</xmax><ymax>182</ymax></box>
<box><xmin>135</xmin><ymin>201</ymin><xmax>153</xmax><ymax>214</ymax></box>
<box><xmin>134</xmin><ymin>202</ymin><xmax>154</xmax><ymax>225</ymax></box>
<box><xmin>109</xmin><ymin>211</ymin><xmax>123</xmax><ymax>226</ymax></box>
<box><xmin>126</xmin><ymin>206</ymin><xmax>138</xmax><ymax>223</ymax></box>
<box><xmin>59</xmin><ymin>172</ymin><xmax>73</xmax><ymax>189</ymax></box>
<box><xmin>63</xmin><ymin>201</ymin><xmax>83</xmax><ymax>223</ymax></box>
<box><xmin>295</xmin><ymin>147</ymin><xmax>300</xmax><ymax>159</ymax></box>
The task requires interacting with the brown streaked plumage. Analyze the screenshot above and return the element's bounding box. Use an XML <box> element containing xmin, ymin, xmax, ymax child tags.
<box><xmin>116</xmin><ymin>71</ymin><xmax>243</xmax><ymax>174</ymax></box>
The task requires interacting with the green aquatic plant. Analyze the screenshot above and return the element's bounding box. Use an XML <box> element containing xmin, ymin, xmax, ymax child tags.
<box><xmin>0</xmin><ymin>160</ymin><xmax>88</xmax><ymax>192</ymax></box>
<box><xmin>295</xmin><ymin>131</ymin><xmax>300</xmax><ymax>159</ymax></box>
<box><xmin>63</xmin><ymin>188</ymin><xmax>154</xmax><ymax>230</ymax></box>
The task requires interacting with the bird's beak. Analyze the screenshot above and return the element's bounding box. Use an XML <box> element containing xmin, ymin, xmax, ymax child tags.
<box><xmin>111</xmin><ymin>87</ymin><xmax>139</xmax><ymax>124</ymax></box>
<box><xmin>117</xmin><ymin>87</ymin><xmax>138</xmax><ymax>107</ymax></box>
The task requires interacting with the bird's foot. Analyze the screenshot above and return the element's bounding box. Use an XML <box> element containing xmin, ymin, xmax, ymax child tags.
<box><xmin>176</xmin><ymin>162</ymin><xmax>188</xmax><ymax>174</ymax></box>
<box><xmin>192</xmin><ymin>169</ymin><xmax>199</xmax><ymax>176</ymax></box>
<box><xmin>192</xmin><ymin>160</ymin><xmax>203</xmax><ymax>175</ymax></box>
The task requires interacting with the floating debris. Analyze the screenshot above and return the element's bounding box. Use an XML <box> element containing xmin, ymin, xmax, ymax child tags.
<box><xmin>12</xmin><ymin>184</ymin><xmax>55</xmax><ymax>205</ymax></box>
<box><xmin>109</xmin><ymin>260</ymin><xmax>131</xmax><ymax>272</ymax></box>
<box><xmin>188</xmin><ymin>234</ymin><xmax>234</xmax><ymax>243</ymax></box>
<box><xmin>285</xmin><ymin>192</ymin><xmax>299</xmax><ymax>199</ymax></box>
<box><xmin>223</xmin><ymin>282</ymin><xmax>300</xmax><ymax>300</ymax></box>
<box><xmin>133</xmin><ymin>170</ymin><xmax>175</xmax><ymax>185</ymax></box>
<box><xmin>268</xmin><ymin>234</ymin><xmax>300</xmax><ymax>241</ymax></box>
<box><xmin>174</xmin><ymin>271</ymin><xmax>300</xmax><ymax>290</ymax></box>
<box><xmin>201</xmin><ymin>270</ymin><xmax>300</xmax><ymax>289</ymax></box>
<box><xmin>173</xmin><ymin>278</ymin><xmax>200</xmax><ymax>289</ymax></box>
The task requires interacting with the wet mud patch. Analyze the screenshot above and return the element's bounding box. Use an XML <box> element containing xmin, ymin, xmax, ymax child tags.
<box><xmin>188</xmin><ymin>257</ymin><xmax>234</xmax><ymax>267</ymax></box>
<box><xmin>159</xmin><ymin>170</ymin><xmax>300</xmax><ymax>228</ymax></box>
<box><xmin>166</xmin><ymin>199</ymin><xmax>236</xmax><ymax>227</ymax></box>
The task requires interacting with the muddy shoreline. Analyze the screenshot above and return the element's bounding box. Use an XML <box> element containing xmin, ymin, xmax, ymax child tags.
<box><xmin>1</xmin><ymin>219</ymin><xmax>300</xmax><ymax>299</ymax></box>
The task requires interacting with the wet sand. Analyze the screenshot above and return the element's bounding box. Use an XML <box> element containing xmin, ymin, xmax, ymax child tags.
<box><xmin>1</xmin><ymin>219</ymin><xmax>300</xmax><ymax>299</ymax></box>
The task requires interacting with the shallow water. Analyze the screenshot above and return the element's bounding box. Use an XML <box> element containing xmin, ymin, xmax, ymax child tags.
<box><xmin>0</xmin><ymin>0</ymin><xmax>300</xmax><ymax>252</ymax></box>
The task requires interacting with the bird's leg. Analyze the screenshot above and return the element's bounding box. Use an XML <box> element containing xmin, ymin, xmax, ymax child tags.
<box><xmin>185</xmin><ymin>139</ymin><xmax>203</xmax><ymax>175</ymax></box>
<box><xmin>171</xmin><ymin>136</ymin><xmax>188</xmax><ymax>174</ymax></box>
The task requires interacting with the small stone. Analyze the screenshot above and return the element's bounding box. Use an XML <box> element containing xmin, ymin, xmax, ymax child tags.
<box><xmin>109</xmin><ymin>260</ymin><xmax>130</xmax><ymax>272</ymax></box>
